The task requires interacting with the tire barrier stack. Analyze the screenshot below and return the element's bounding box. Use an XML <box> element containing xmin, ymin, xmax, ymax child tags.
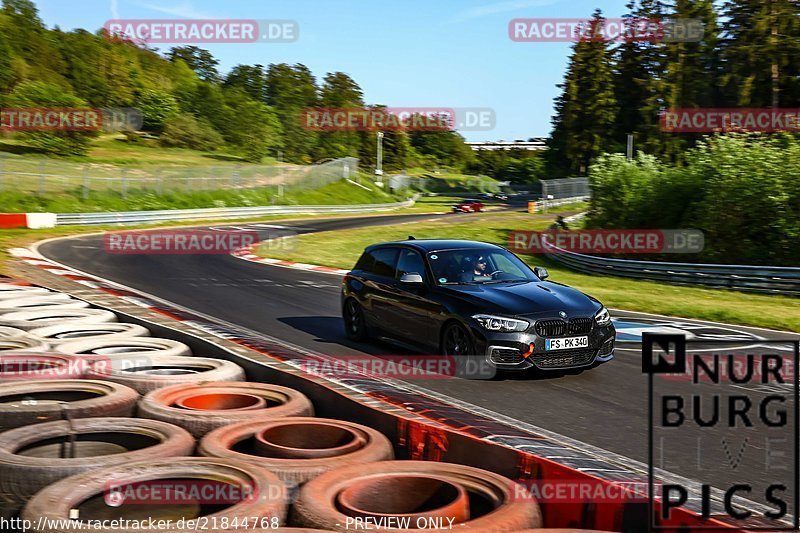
<box><xmin>0</xmin><ymin>279</ymin><xmax>582</xmax><ymax>533</ymax></box>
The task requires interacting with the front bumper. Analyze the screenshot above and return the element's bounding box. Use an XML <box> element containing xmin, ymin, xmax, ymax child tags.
<box><xmin>469</xmin><ymin>321</ymin><xmax>616</xmax><ymax>371</ymax></box>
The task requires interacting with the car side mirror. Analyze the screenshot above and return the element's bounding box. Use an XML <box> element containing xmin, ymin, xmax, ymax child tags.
<box><xmin>534</xmin><ymin>267</ymin><xmax>549</xmax><ymax>280</ymax></box>
<box><xmin>400</xmin><ymin>272</ymin><xmax>424</xmax><ymax>284</ymax></box>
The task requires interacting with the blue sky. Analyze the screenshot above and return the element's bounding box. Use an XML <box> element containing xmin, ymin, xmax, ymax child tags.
<box><xmin>35</xmin><ymin>0</ymin><xmax>630</xmax><ymax>141</ymax></box>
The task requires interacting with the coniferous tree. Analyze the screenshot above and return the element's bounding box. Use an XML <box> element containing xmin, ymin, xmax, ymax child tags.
<box><xmin>167</xmin><ymin>46</ymin><xmax>220</xmax><ymax>83</ymax></box>
<box><xmin>223</xmin><ymin>64</ymin><xmax>268</xmax><ymax>102</ymax></box>
<box><xmin>549</xmin><ymin>10</ymin><xmax>618</xmax><ymax>175</ymax></box>
<box><xmin>317</xmin><ymin>72</ymin><xmax>364</xmax><ymax>159</ymax></box>
<box><xmin>613</xmin><ymin>0</ymin><xmax>668</xmax><ymax>157</ymax></box>
<box><xmin>265</xmin><ymin>63</ymin><xmax>319</xmax><ymax>163</ymax></box>
<box><xmin>660</xmin><ymin>0</ymin><xmax>721</xmax><ymax>160</ymax></box>
<box><xmin>719</xmin><ymin>0</ymin><xmax>800</xmax><ymax>107</ymax></box>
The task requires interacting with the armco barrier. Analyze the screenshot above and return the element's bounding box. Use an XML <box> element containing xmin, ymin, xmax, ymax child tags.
<box><xmin>9</xmin><ymin>246</ymin><xmax>772</xmax><ymax>532</ymax></box>
<box><xmin>537</xmin><ymin>194</ymin><xmax>590</xmax><ymax>211</ymax></box>
<box><xmin>543</xmin><ymin>237</ymin><xmax>800</xmax><ymax>295</ymax></box>
<box><xmin>55</xmin><ymin>197</ymin><xmax>416</xmax><ymax>226</ymax></box>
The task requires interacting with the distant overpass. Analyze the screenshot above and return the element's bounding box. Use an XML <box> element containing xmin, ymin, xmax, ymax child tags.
<box><xmin>465</xmin><ymin>138</ymin><xmax>547</xmax><ymax>151</ymax></box>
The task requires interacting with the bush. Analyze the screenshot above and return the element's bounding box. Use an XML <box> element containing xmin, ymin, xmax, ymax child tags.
<box><xmin>684</xmin><ymin>135</ymin><xmax>797</xmax><ymax>265</ymax></box>
<box><xmin>587</xmin><ymin>152</ymin><xmax>662</xmax><ymax>228</ymax></box>
<box><xmin>136</xmin><ymin>90</ymin><xmax>180</xmax><ymax>132</ymax></box>
<box><xmin>159</xmin><ymin>114</ymin><xmax>224</xmax><ymax>151</ymax></box>
<box><xmin>585</xmin><ymin>134</ymin><xmax>800</xmax><ymax>266</ymax></box>
<box><xmin>5</xmin><ymin>81</ymin><xmax>97</xmax><ymax>156</ymax></box>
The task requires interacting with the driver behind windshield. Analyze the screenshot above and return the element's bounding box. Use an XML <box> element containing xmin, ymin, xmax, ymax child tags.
<box><xmin>460</xmin><ymin>256</ymin><xmax>492</xmax><ymax>281</ymax></box>
<box><xmin>473</xmin><ymin>256</ymin><xmax>491</xmax><ymax>278</ymax></box>
<box><xmin>432</xmin><ymin>249</ymin><xmax>536</xmax><ymax>285</ymax></box>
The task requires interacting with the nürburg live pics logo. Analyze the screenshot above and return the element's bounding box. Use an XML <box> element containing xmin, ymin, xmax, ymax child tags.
<box><xmin>644</xmin><ymin>333</ymin><xmax>799</xmax><ymax>530</ymax></box>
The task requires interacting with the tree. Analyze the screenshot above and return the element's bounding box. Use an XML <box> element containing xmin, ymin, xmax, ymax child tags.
<box><xmin>612</xmin><ymin>0</ymin><xmax>667</xmax><ymax>157</ymax></box>
<box><xmin>136</xmin><ymin>89</ymin><xmax>179</xmax><ymax>132</ymax></box>
<box><xmin>223</xmin><ymin>64</ymin><xmax>267</xmax><ymax>101</ymax></box>
<box><xmin>55</xmin><ymin>29</ymin><xmax>137</xmax><ymax>106</ymax></box>
<box><xmin>659</xmin><ymin>0</ymin><xmax>721</xmax><ymax>160</ymax></box>
<box><xmin>0</xmin><ymin>30</ymin><xmax>16</xmax><ymax>91</ymax></box>
<box><xmin>408</xmin><ymin>128</ymin><xmax>474</xmax><ymax>169</ymax></box>
<box><xmin>218</xmin><ymin>88</ymin><xmax>283</xmax><ymax>162</ymax></box>
<box><xmin>159</xmin><ymin>114</ymin><xmax>223</xmax><ymax>151</ymax></box>
<box><xmin>6</xmin><ymin>81</ymin><xmax>96</xmax><ymax>155</ymax></box>
<box><xmin>466</xmin><ymin>149</ymin><xmax>544</xmax><ymax>183</ymax></box>
<box><xmin>167</xmin><ymin>46</ymin><xmax>220</xmax><ymax>83</ymax></box>
<box><xmin>265</xmin><ymin>63</ymin><xmax>319</xmax><ymax>163</ymax></box>
<box><xmin>549</xmin><ymin>10</ymin><xmax>618</xmax><ymax>175</ymax></box>
<box><xmin>2</xmin><ymin>0</ymin><xmax>67</xmax><ymax>86</ymax></box>
<box><xmin>719</xmin><ymin>0</ymin><xmax>800</xmax><ymax>108</ymax></box>
<box><xmin>317</xmin><ymin>72</ymin><xmax>364</xmax><ymax>159</ymax></box>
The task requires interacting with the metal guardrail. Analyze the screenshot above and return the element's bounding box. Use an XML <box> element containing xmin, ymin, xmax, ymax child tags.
<box><xmin>543</xmin><ymin>238</ymin><xmax>800</xmax><ymax>295</ymax></box>
<box><xmin>56</xmin><ymin>197</ymin><xmax>416</xmax><ymax>226</ymax></box>
<box><xmin>537</xmin><ymin>195</ymin><xmax>590</xmax><ymax>211</ymax></box>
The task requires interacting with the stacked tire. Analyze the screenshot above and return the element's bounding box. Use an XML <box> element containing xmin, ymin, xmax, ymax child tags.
<box><xmin>0</xmin><ymin>278</ymin><xmax>549</xmax><ymax>532</ymax></box>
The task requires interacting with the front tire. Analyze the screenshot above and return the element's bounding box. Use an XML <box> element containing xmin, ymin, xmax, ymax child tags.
<box><xmin>442</xmin><ymin>323</ymin><xmax>494</xmax><ymax>380</ymax></box>
<box><xmin>442</xmin><ymin>322</ymin><xmax>474</xmax><ymax>356</ymax></box>
<box><xmin>343</xmin><ymin>299</ymin><xmax>368</xmax><ymax>342</ymax></box>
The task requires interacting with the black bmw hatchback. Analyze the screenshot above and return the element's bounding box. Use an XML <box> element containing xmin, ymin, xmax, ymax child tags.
<box><xmin>341</xmin><ymin>239</ymin><xmax>615</xmax><ymax>374</ymax></box>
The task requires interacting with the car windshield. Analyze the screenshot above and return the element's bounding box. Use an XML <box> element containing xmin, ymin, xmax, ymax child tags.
<box><xmin>427</xmin><ymin>248</ymin><xmax>538</xmax><ymax>285</ymax></box>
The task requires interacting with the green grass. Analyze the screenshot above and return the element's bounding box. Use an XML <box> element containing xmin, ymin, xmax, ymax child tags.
<box><xmin>0</xmin><ymin>194</ymin><xmax>461</xmax><ymax>275</ymax></box>
<box><xmin>0</xmin><ymin>178</ymin><xmax>404</xmax><ymax>213</ymax></box>
<box><xmin>403</xmin><ymin>168</ymin><xmax>500</xmax><ymax>193</ymax></box>
<box><xmin>255</xmin><ymin>209</ymin><xmax>800</xmax><ymax>332</ymax></box>
<box><xmin>0</xmin><ymin>134</ymin><xmax>261</xmax><ymax>168</ymax></box>
<box><xmin>289</xmin><ymin>179</ymin><xmax>400</xmax><ymax>205</ymax></box>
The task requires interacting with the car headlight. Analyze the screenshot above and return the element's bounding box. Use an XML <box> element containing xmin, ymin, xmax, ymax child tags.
<box><xmin>472</xmin><ymin>314</ymin><xmax>530</xmax><ymax>332</ymax></box>
<box><xmin>595</xmin><ymin>306</ymin><xmax>611</xmax><ymax>326</ymax></box>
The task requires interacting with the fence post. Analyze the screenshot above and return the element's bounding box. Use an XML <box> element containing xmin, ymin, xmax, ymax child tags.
<box><xmin>231</xmin><ymin>164</ymin><xmax>240</xmax><ymax>188</ymax></box>
<box><xmin>156</xmin><ymin>168</ymin><xmax>163</xmax><ymax>195</ymax></box>
<box><xmin>82</xmin><ymin>165</ymin><xmax>90</xmax><ymax>199</ymax></box>
<box><xmin>38</xmin><ymin>160</ymin><xmax>46</xmax><ymax>195</ymax></box>
<box><xmin>121</xmin><ymin>168</ymin><xmax>127</xmax><ymax>198</ymax></box>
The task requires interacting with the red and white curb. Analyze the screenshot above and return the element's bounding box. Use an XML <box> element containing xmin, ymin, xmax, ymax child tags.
<box><xmin>0</xmin><ymin>213</ymin><xmax>56</xmax><ymax>229</ymax></box>
<box><xmin>232</xmin><ymin>245</ymin><xmax>349</xmax><ymax>276</ymax></box>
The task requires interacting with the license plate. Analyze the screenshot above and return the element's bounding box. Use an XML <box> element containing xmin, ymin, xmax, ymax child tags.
<box><xmin>545</xmin><ymin>336</ymin><xmax>589</xmax><ymax>351</ymax></box>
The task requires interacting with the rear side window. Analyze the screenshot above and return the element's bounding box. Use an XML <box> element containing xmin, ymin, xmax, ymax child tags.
<box><xmin>356</xmin><ymin>247</ymin><xmax>398</xmax><ymax>278</ymax></box>
<box><xmin>354</xmin><ymin>251</ymin><xmax>375</xmax><ymax>272</ymax></box>
<box><xmin>396</xmin><ymin>249</ymin><xmax>426</xmax><ymax>280</ymax></box>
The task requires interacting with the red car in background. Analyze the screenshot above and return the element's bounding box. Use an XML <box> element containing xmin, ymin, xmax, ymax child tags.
<box><xmin>452</xmin><ymin>199</ymin><xmax>484</xmax><ymax>213</ymax></box>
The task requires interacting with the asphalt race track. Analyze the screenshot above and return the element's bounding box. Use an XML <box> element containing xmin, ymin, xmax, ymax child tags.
<box><xmin>40</xmin><ymin>212</ymin><xmax>800</xmax><ymax>502</ymax></box>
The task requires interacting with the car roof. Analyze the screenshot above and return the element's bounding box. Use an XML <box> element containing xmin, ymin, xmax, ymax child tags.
<box><xmin>366</xmin><ymin>239</ymin><xmax>502</xmax><ymax>253</ymax></box>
